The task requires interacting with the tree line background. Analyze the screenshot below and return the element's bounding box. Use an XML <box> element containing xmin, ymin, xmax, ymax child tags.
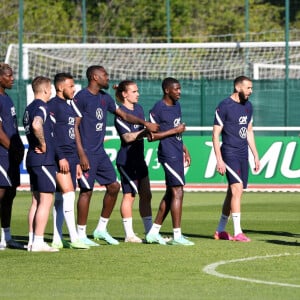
<box><xmin>0</xmin><ymin>1</ymin><xmax>299</xmax><ymax>48</ymax></box>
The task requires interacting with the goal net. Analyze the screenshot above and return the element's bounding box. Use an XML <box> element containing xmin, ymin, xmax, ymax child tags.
<box><xmin>5</xmin><ymin>42</ymin><xmax>300</xmax><ymax>80</ymax></box>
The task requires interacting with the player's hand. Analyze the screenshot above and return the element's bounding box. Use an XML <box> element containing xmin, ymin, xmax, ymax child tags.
<box><xmin>145</xmin><ymin>121</ymin><xmax>159</xmax><ymax>132</ymax></box>
<box><xmin>183</xmin><ymin>149</ymin><xmax>191</xmax><ymax>167</ymax></box>
<box><xmin>79</xmin><ymin>153</ymin><xmax>90</xmax><ymax>172</ymax></box>
<box><xmin>76</xmin><ymin>164</ymin><xmax>83</xmax><ymax>179</ymax></box>
<box><xmin>184</xmin><ymin>156</ymin><xmax>191</xmax><ymax>168</ymax></box>
<box><xmin>59</xmin><ymin>158</ymin><xmax>70</xmax><ymax>174</ymax></box>
<box><xmin>35</xmin><ymin>143</ymin><xmax>46</xmax><ymax>154</ymax></box>
<box><xmin>216</xmin><ymin>160</ymin><xmax>226</xmax><ymax>175</ymax></box>
<box><xmin>175</xmin><ymin>123</ymin><xmax>186</xmax><ymax>134</ymax></box>
<box><xmin>147</xmin><ymin>132</ymin><xmax>154</xmax><ymax>142</ymax></box>
<box><xmin>253</xmin><ymin>157</ymin><xmax>260</xmax><ymax>172</ymax></box>
<box><xmin>9</xmin><ymin>137</ymin><xmax>25</xmax><ymax>164</ymax></box>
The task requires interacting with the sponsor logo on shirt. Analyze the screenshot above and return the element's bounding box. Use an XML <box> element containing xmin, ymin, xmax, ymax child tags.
<box><xmin>239</xmin><ymin>116</ymin><xmax>247</xmax><ymax>125</ymax></box>
<box><xmin>96</xmin><ymin>108</ymin><xmax>103</xmax><ymax>120</ymax></box>
<box><xmin>174</xmin><ymin>118</ymin><xmax>181</xmax><ymax>127</ymax></box>
<box><xmin>23</xmin><ymin>111</ymin><xmax>29</xmax><ymax>124</ymax></box>
<box><xmin>96</xmin><ymin>123</ymin><xmax>103</xmax><ymax>131</ymax></box>
<box><xmin>69</xmin><ymin>127</ymin><xmax>75</xmax><ymax>139</ymax></box>
<box><xmin>68</xmin><ymin>117</ymin><xmax>75</xmax><ymax>125</ymax></box>
<box><xmin>239</xmin><ymin>127</ymin><xmax>247</xmax><ymax>139</ymax></box>
<box><xmin>11</xmin><ymin>106</ymin><xmax>16</xmax><ymax>116</ymax></box>
<box><xmin>174</xmin><ymin>118</ymin><xmax>182</xmax><ymax>141</ymax></box>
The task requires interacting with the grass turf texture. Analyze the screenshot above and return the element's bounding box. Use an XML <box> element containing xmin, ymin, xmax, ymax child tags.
<box><xmin>1</xmin><ymin>191</ymin><xmax>300</xmax><ymax>299</ymax></box>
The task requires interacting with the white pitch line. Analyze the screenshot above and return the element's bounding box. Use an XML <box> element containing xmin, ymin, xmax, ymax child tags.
<box><xmin>203</xmin><ymin>253</ymin><xmax>300</xmax><ymax>288</ymax></box>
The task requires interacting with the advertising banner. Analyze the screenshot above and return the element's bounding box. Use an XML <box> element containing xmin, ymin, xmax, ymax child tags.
<box><xmin>20</xmin><ymin>136</ymin><xmax>300</xmax><ymax>186</ymax></box>
<box><xmin>104</xmin><ymin>136</ymin><xmax>300</xmax><ymax>184</ymax></box>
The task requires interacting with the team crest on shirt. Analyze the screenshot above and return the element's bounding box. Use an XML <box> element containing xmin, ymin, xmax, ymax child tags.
<box><xmin>239</xmin><ymin>127</ymin><xmax>247</xmax><ymax>139</ymax></box>
<box><xmin>96</xmin><ymin>108</ymin><xmax>103</xmax><ymax>120</ymax></box>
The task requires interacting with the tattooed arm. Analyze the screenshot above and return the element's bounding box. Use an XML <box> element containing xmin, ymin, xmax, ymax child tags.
<box><xmin>32</xmin><ymin>115</ymin><xmax>46</xmax><ymax>153</ymax></box>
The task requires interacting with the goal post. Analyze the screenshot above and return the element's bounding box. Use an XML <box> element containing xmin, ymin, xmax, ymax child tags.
<box><xmin>253</xmin><ymin>63</ymin><xmax>300</xmax><ymax>80</ymax></box>
<box><xmin>5</xmin><ymin>41</ymin><xmax>300</xmax><ymax>81</ymax></box>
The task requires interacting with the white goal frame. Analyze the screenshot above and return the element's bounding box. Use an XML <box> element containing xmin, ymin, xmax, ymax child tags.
<box><xmin>253</xmin><ymin>63</ymin><xmax>300</xmax><ymax>80</ymax></box>
<box><xmin>5</xmin><ymin>41</ymin><xmax>300</xmax><ymax>80</ymax></box>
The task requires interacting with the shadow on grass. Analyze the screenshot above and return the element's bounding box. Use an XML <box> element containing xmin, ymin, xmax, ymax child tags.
<box><xmin>243</xmin><ymin>229</ymin><xmax>300</xmax><ymax>246</ymax></box>
<box><xmin>265</xmin><ymin>239</ymin><xmax>300</xmax><ymax>246</ymax></box>
<box><xmin>39</xmin><ymin>229</ymin><xmax>299</xmax><ymax>244</ymax></box>
<box><xmin>244</xmin><ymin>229</ymin><xmax>300</xmax><ymax>238</ymax></box>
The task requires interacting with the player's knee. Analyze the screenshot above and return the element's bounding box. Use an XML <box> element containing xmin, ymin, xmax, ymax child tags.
<box><xmin>107</xmin><ymin>181</ymin><xmax>120</xmax><ymax>194</ymax></box>
<box><xmin>141</xmin><ymin>190</ymin><xmax>152</xmax><ymax>202</ymax></box>
<box><xmin>230</xmin><ymin>183</ymin><xmax>243</xmax><ymax>197</ymax></box>
<box><xmin>173</xmin><ymin>186</ymin><xmax>184</xmax><ymax>199</ymax></box>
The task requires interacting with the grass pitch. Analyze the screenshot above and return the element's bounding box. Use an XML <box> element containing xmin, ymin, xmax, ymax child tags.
<box><xmin>1</xmin><ymin>191</ymin><xmax>299</xmax><ymax>299</ymax></box>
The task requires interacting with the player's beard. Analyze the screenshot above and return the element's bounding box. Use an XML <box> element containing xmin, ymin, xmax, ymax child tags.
<box><xmin>63</xmin><ymin>90</ymin><xmax>72</xmax><ymax>100</ymax></box>
<box><xmin>238</xmin><ymin>91</ymin><xmax>248</xmax><ymax>104</ymax></box>
<box><xmin>102</xmin><ymin>82</ymin><xmax>109</xmax><ymax>90</ymax></box>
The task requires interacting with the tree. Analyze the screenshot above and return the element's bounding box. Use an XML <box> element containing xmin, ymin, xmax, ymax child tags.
<box><xmin>0</xmin><ymin>0</ymin><xmax>297</xmax><ymax>45</ymax></box>
<box><xmin>23</xmin><ymin>0</ymin><xmax>82</xmax><ymax>42</ymax></box>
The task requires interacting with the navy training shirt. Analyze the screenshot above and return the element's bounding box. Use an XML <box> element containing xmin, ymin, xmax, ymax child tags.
<box><xmin>48</xmin><ymin>96</ymin><xmax>81</xmax><ymax>159</ymax></box>
<box><xmin>149</xmin><ymin>99</ymin><xmax>183</xmax><ymax>163</ymax></box>
<box><xmin>114</xmin><ymin>103</ymin><xmax>145</xmax><ymax>166</ymax></box>
<box><xmin>73</xmin><ymin>88</ymin><xmax>118</xmax><ymax>154</ymax></box>
<box><xmin>0</xmin><ymin>93</ymin><xmax>20</xmax><ymax>156</ymax></box>
<box><xmin>23</xmin><ymin>99</ymin><xmax>56</xmax><ymax>167</ymax></box>
<box><xmin>214</xmin><ymin>97</ymin><xmax>253</xmax><ymax>159</ymax></box>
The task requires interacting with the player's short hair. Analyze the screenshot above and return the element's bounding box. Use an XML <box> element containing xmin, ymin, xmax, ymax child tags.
<box><xmin>86</xmin><ymin>65</ymin><xmax>105</xmax><ymax>82</ymax></box>
<box><xmin>162</xmin><ymin>77</ymin><xmax>180</xmax><ymax>94</ymax></box>
<box><xmin>233</xmin><ymin>76</ymin><xmax>252</xmax><ymax>92</ymax></box>
<box><xmin>0</xmin><ymin>63</ymin><xmax>12</xmax><ymax>76</ymax></box>
<box><xmin>113</xmin><ymin>80</ymin><xmax>136</xmax><ymax>103</ymax></box>
<box><xmin>31</xmin><ymin>76</ymin><xmax>51</xmax><ymax>93</ymax></box>
<box><xmin>54</xmin><ymin>72</ymin><xmax>73</xmax><ymax>87</ymax></box>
